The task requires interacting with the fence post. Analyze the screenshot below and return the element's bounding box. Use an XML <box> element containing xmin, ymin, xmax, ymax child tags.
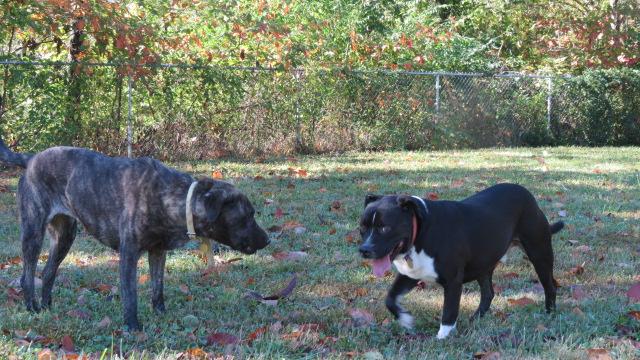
<box><xmin>435</xmin><ymin>74</ymin><xmax>441</xmax><ymax>118</ymax></box>
<box><xmin>127</xmin><ymin>75</ymin><xmax>133</xmax><ymax>158</ymax></box>
<box><xmin>294</xmin><ymin>69</ymin><xmax>302</xmax><ymax>151</ymax></box>
<box><xmin>546</xmin><ymin>76</ymin><xmax>552</xmax><ymax>134</ymax></box>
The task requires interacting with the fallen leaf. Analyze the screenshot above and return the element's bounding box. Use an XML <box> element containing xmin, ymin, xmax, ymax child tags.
<box><xmin>246</xmin><ymin>277</ymin><xmax>256</xmax><ymax>286</ymax></box>
<box><xmin>507</xmin><ymin>297</ymin><xmax>535</xmax><ymax>307</ymax></box>
<box><xmin>318</xmin><ymin>187</ymin><xmax>327</xmax><ymax>193</ymax></box>
<box><xmin>61</xmin><ymin>335</ymin><xmax>74</xmax><ymax>352</ymax></box>
<box><xmin>254</xmin><ymin>175</ymin><xmax>264</xmax><ymax>181</ymax></box>
<box><xmin>503</xmin><ymin>272</ymin><xmax>519</xmax><ymax>279</ymax></box>
<box><xmin>37</xmin><ymin>348</ymin><xmax>56</xmax><ymax>360</ymax></box>
<box><xmin>348</xmin><ymin>308</ymin><xmax>375</xmax><ymax>327</ymax></box>
<box><xmin>354</xmin><ymin>287</ymin><xmax>368</xmax><ymax>297</ymax></box>
<box><xmin>179</xmin><ymin>284</ymin><xmax>190</xmax><ymax>295</ymax></box>
<box><xmin>451</xmin><ymin>179</ymin><xmax>465</xmax><ymax>188</ymax></box>
<box><xmin>206</xmin><ymin>332</ymin><xmax>239</xmax><ymax>346</ymax></box>
<box><xmin>473</xmin><ymin>351</ymin><xmax>502</xmax><ymax>360</ymax></box>
<box><xmin>178</xmin><ymin>348</ymin><xmax>208</xmax><ymax>359</ymax></box>
<box><xmin>246</xmin><ymin>326</ymin><xmax>267</xmax><ymax>344</ymax></box>
<box><xmin>572</xmin><ymin>306</ymin><xmax>585</xmax><ymax>317</ymax></box>
<box><xmin>272</xmin><ymin>251</ymin><xmax>308</xmax><ymax>261</ymax></box>
<box><xmin>586</xmin><ymin>348</ymin><xmax>612</xmax><ymax>360</ymax></box>
<box><xmin>282</xmin><ymin>221</ymin><xmax>304</xmax><ymax>230</ymax></box>
<box><xmin>426</xmin><ymin>192</ymin><xmax>439</xmax><ymax>200</ymax></box>
<box><xmin>574</xmin><ymin>245</ymin><xmax>592</xmax><ymax>253</ymax></box>
<box><xmin>211</xmin><ymin>170</ymin><xmax>223</xmax><ymax>179</ymax></box>
<box><xmin>67</xmin><ymin>309</ymin><xmax>91</xmax><ymax>320</ymax></box>
<box><xmin>96</xmin><ymin>316</ymin><xmax>111</xmax><ymax>329</ymax></box>
<box><xmin>627</xmin><ymin>283</ymin><xmax>640</xmax><ymax>302</ymax></box>
<box><xmin>328</xmin><ymin>228</ymin><xmax>337</xmax><ymax>235</ymax></box>
<box><xmin>138</xmin><ymin>274</ymin><xmax>150</xmax><ymax>285</ymax></box>
<box><xmin>274</xmin><ymin>208</ymin><xmax>284</xmax><ymax>219</ymax></box>
<box><xmin>571</xmin><ymin>285</ymin><xmax>587</xmax><ymax>301</ymax></box>
<box><xmin>568</xmin><ymin>263</ymin><xmax>585</xmax><ymax>276</ymax></box>
<box><xmin>627</xmin><ymin>310</ymin><xmax>640</xmax><ymax>320</ymax></box>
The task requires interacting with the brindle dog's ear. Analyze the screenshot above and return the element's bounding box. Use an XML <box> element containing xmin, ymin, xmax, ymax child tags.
<box><xmin>203</xmin><ymin>189</ymin><xmax>227</xmax><ymax>222</ymax></box>
<box><xmin>364</xmin><ymin>194</ymin><xmax>382</xmax><ymax>208</ymax></box>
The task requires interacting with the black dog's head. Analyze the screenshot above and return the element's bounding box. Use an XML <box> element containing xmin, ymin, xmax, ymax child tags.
<box><xmin>358</xmin><ymin>194</ymin><xmax>427</xmax><ymax>277</ymax></box>
<box><xmin>192</xmin><ymin>179</ymin><xmax>270</xmax><ymax>254</ymax></box>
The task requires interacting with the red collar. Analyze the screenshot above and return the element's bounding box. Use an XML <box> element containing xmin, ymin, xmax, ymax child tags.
<box><xmin>411</xmin><ymin>213</ymin><xmax>418</xmax><ymax>246</ymax></box>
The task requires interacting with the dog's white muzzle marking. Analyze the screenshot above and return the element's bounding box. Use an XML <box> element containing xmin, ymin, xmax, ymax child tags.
<box><xmin>437</xmin><ymin>323</ymin><xmax>456</xmax><ymax>339</ymax></box>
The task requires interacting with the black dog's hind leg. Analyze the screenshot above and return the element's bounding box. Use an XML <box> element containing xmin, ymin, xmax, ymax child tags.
<box><xmin>119</xmin><ymin>231</ymin><xmax>142</xmax><ymax>331</ymax></box>
<box><xmin>471</xmin><ymin>272</ymin><xmax>494</xmax><ymax>321</ymax></box>
<box><xmin>41</xmin><ymin>215</ymin><xmax>77</xmax><ymax>309</ymax></box>
<box><xmin>521</xmin><ymin>236</ymin><xmax>556</xmax><ymax>312</ymax></box>
<box><xmin>148</xmin><ymin>249</ymin><xmax>166</xmax><ymax>313</ymax></box>
<box><xmin>438</xmin><ymin>279</ymin><xmax>463</xmax><ymax>339</ymax></box>
<box><xmin>385</xmin><ymin>274</ymin><xmax>419</xmax><ymax>330</ymax></box>
<box><xmin>517</xmin><ymin>214</ymin><xmax>557</xmax><ymax>313</ymax></box>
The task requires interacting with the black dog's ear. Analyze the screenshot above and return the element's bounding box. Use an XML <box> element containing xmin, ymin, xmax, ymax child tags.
<box><xmin>397</xmin><ymin>195</ymin><xmax>428</xmax><ymax>218</ymax></box>
<box><xmin>364</xmin><ymin>194</ymin><xmax>383</xmax><ymax>207</ymax></box>
<box><xmin>203</xmin><ymin>189</ymin><xmax>228</xmax><ymax>222</ymax></box>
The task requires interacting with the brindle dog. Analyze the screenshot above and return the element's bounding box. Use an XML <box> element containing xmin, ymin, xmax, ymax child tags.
<box><xmin>0</xmin><ymin>139</ymin><xmax>270</xmax><ymax>330</ymax></box>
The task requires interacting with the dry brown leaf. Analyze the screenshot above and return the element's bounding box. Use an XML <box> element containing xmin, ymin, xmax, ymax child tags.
<box><xmin>586</xmin><ymin>348</ymin><xmax>612</xmax><ymax>360</ymax></box>
<box><xmin>507</xmin><ymin>297</ymin><xmax>535</xmax><ymax>307</ymax></box>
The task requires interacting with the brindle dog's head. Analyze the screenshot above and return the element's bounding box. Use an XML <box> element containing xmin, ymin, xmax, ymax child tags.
<box><xmin>358</xmin><ymin>194</ymin><xmax>427</xmax><ymax>276</ymax></box>
<box><xmin>192</xmin><ymin>179</ymin><xmax>270</xmax><ymax>254</ymax></box>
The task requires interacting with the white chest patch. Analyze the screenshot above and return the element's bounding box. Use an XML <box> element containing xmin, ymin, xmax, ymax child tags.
<box><xmin>393</xmin><ymin>248</ymin><xmax>438</xmax><ymax>282</ymax></box>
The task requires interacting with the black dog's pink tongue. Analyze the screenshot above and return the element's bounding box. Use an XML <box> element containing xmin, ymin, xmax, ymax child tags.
<box><xmin>371</xmin><ymin>255</ymin><xmax>391</xmax><ymax>278</ymax></box>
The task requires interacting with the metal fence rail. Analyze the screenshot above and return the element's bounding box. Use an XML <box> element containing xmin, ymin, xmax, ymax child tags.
<box><xmin>0</xmin><ymin>60</ymin><xmax>635</xmax><ymax>159</ymax></box>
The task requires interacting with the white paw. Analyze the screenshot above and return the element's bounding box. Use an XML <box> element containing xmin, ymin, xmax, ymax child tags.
<box><xmin>436</xmin><ymin>323</ymin><xmax>456</xmax><ymax>339</ymax></box>
<box><xmin>398</xmin><ymin>312</ymin><xmax>414</xmax><ymax>330</ymax></box>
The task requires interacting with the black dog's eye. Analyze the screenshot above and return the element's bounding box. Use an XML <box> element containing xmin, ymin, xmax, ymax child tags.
<box><xmin>379</xmin><ymin>226</ymin><xmax>391</xmax><ymax>234</ymax></box>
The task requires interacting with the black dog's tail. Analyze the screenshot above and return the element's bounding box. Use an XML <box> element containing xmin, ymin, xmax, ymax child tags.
<box><xmin>550</xmin><ymin>221</ymin><xmax>565</xmax><ymax>234</ymax></box>
<box><xmin>0</xmin><ymin>137</ymin><xmax>31</xmax><ymax>168</ymax></box>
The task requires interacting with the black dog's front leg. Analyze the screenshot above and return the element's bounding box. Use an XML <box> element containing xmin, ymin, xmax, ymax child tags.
<box><xmin>385</xmin><ymin>274</ymin><xmax>419</xmax><ymax>330</ymax></box>
<box><xmin>119</xmin><ymin>236</ymin><xmax>142</xmax><ymax>331</ymax></box>
<box><xmin>148</xmin><ymin>249</ymin><xmax>166</xmax><ymax>313</ymax></box>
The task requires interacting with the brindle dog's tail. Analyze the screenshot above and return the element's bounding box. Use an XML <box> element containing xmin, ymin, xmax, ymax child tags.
<box><xmin>549</xmin><ymin>221</ymin><xmax>565</xmax><ymax>235</ymax></box>
<box><xmin>0</xmin><ymin>137</ymin><xmax>31</xmax><ymax>168</ymax></box>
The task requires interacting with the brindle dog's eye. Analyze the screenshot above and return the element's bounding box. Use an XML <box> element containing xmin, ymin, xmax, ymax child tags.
<box><xmin>380</xmin><ymin>226</ymin><xmax>391</xmax><ymax>233</ymax></box>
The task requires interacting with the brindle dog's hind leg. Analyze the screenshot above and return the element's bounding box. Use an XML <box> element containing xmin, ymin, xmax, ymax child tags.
<box><xmin>148</xmin><ymin>248</ymin><xmax>166</xmax><ymax>313</ymax></box>
<box><xmin>19</xmin><ymin>206</ymin><xmax>47</xmax><ymax>312</ymax></box>
<box><xmin>41</xmin><ymin>214</ymin><xmax>77</xmax><ymax>309</ymax></box>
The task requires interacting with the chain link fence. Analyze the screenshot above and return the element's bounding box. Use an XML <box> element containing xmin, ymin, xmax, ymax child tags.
<box><xmin>0</xmin><ymin>61</ymin><xmax>638</xmax><ymax>160</ymax></box>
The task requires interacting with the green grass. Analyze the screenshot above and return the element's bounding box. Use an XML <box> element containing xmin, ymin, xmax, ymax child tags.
<box><xmin>1</xmin><ymin>147</ymin><xmax>639</xmax><ymax>359</ymax></box>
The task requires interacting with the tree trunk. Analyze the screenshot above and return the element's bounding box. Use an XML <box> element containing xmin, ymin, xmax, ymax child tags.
<box><xmin>63</xmin><ymin>17</ymin><xmax>84</xmax><ymax>145</ymax></box>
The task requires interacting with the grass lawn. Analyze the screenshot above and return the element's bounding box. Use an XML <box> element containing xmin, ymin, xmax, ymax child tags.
<box><xmin>0</xmin><ymin>147</ymin><xmax>639</xmax><ymax>359</ymax></box>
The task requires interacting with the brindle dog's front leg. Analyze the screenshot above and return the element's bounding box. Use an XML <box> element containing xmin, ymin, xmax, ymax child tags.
<box><xmin>119</xmin><ymin>233</ymin><xmax>142</xmax><ymax>331</ymax></box>
<box><xmin>385</xmin><ymin>274</ymin><xmax>419</xmax><ymax>330</ymax></box>
<box><xmin>148</xmin><ymin>249</ymin><xmax>166</xmax><ymax>313</ymax></box>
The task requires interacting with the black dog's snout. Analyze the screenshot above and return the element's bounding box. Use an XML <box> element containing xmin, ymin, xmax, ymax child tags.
<box><xmin>359</xmin><ymin>244</ymin><xmax>375</xmax><ymax>258</ymax></box>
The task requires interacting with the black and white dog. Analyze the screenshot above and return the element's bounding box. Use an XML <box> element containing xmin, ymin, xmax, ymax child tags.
<box><xmin>0</xmin><ymin>138</ymin><xmax>270</xmax><ymax>330</ymax></box>
<box><xmin>358</xmin><ymin>183</ymin><xmax>563</xmax><ymax>339</ymax></box>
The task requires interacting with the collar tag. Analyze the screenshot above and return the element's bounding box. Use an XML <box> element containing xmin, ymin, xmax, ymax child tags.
<box><xmin>404</xmin><ymin>252</ymin><xmax>414</xmax><ymax>269</ymax></box>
